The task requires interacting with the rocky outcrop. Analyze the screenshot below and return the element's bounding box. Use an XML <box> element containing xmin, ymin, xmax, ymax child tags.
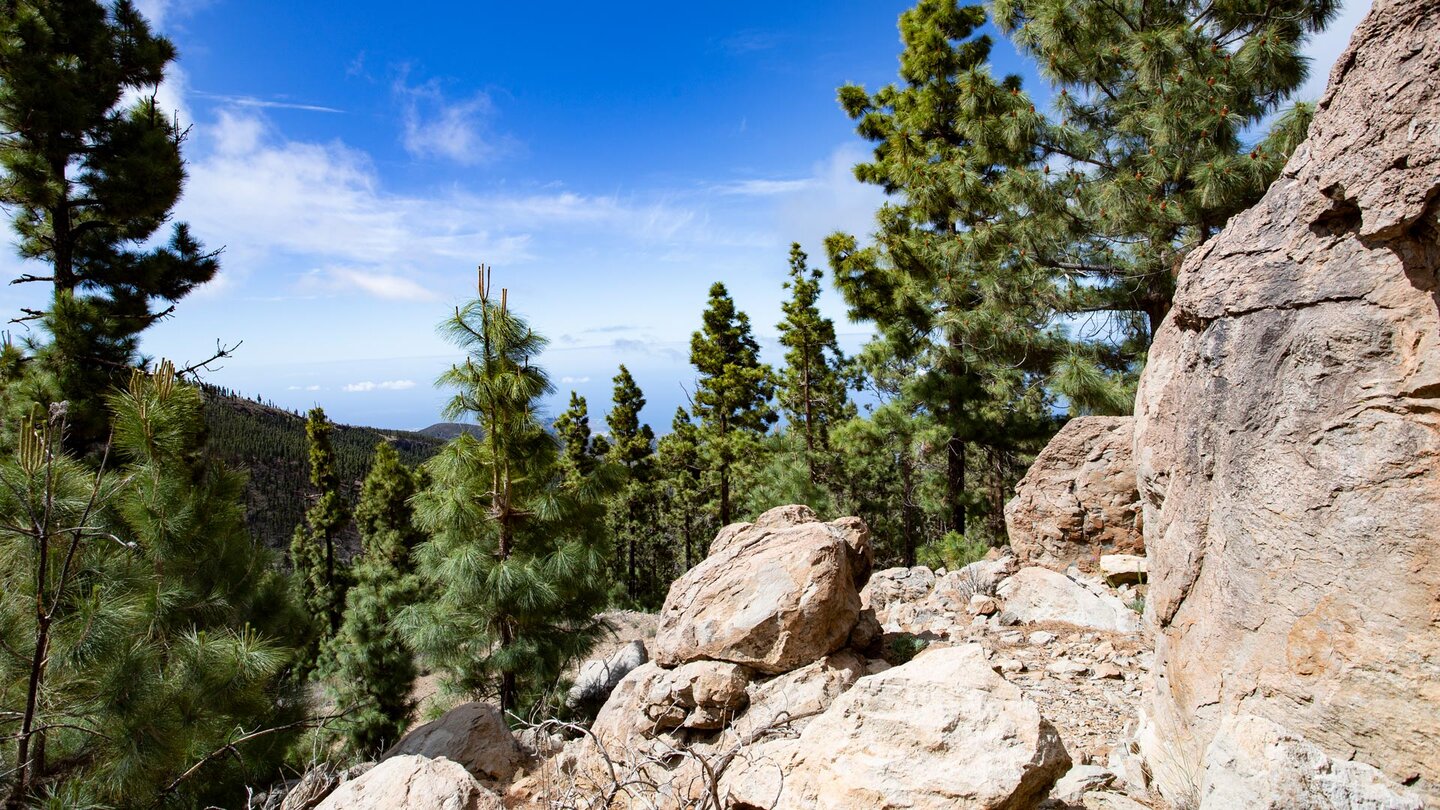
<box><xmin>565</xmin><ymin>639</ymin><xmax>648</xmax><ymax>710</ymax></box>
<box><xmin>724</xmin><ymin>645</ymin><xmax>1071</xmax><ymax>809</ymax></box>
<box><xmin>996</xmin><ymin>567</ymin><xmax>1140</xmax><ymax>633</ymax></box>
<box><xmin>1005</xmin><ymin>416</ymin><xmax>1143</xmax><ymax>571</ymax></box>
<box><xmin>384</xmin><ymin>702</ymin><xmax>523</xmax><ymax>784</ymax></box>
<box><xmin>864</xmin><ymin>555</ymin><xmax>1018</xmax><ymax>635</ymax></box>
<box><xmin>1133</xmin><ymin>0</ymin><xmax>1439</xmax><ymax>804</ymax></box>
<box><xmin>654</xmin><ymin>505</ymin><xmax>869</xmax><ymax>674</ymax></box>
<box><xmin>314</xmin><ymin>755</ymin><xmax>502</xmax><ymax>810</ymax></box>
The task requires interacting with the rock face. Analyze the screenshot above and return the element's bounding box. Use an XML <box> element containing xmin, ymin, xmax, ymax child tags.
<box><xmin>1005</xmin><ymin>416</ymin><xmax>1143</xmax><ymax>571</ymax></box>
<box><xmin>654</xmin><ymin>506</ymin><xmax>869</xmax><ymax>674</ymax></box>
<box><xmin>1133</xmin><ymin>0</ymin><xmax>1440</xmax><ymax>803</ymax></box>
<box><xmin>565</xmin><ymin>639</ymin><xmax>648</xmax><ymax>709</ymax></box>
<box><xmin>724</xmin><ymin>645</ymin><xmax>1071</xmax><ymax>809</ymax></box>
<box><xmin>314</xmin><ymin>755</ymin><xmax>501</xmax><ymax>810</ymax></box>
<box><xmin>996</xmin><ymin>567</ymin><xmax>1140</xmax><ymax>633</ymax></box>
<box><xmin>1199</xmin><ymin>715</ymin><xmax>1425</xmax><ymax>810</ymax></box>
<box><xmin>384</xmin><ymin>702</ymin><xmax>523</xmax><ymax>783</ymax></box>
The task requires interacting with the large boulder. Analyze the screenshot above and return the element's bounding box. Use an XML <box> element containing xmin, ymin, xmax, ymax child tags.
<box><xmin>1005</xmin><ymin>416</ymin><xmax>1143</xmax><ymax>571</ymax></box>
<box><xmin>723</xmin><ymin>645</ymin><xmax>1071</xmax><ymax>809</ymax></box>
<box><xmin>654</xmin><ymin>506</ymin><xmax>869</xmax><ymax>674</ymax></box>
<box><xmin>314</xmin><ymin>755</ymin><xmax>501</xmax><ymax>810</ymax></box>
<box><xmin>384</xmin><ymin>702</ymin><xmax>523</xmax><ymax>783</ymax></box>
<box><xmin>995</xmin><ymin>567</ymin><xmax>1140</xmax><ymax>633</ymax></box>
<box><xmin>1133</xmin><ymin>0</ymin><xmax>1440</xmax><ymax>803</ymax></box>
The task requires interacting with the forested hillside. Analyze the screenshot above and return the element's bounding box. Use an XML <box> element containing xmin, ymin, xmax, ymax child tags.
<box><xmin>201</xmin><ymin>385</ymin><xmax>442</xmax><ymax>553</ymax></box>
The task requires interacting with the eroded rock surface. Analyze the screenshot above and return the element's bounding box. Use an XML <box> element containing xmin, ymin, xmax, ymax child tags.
<box><xmin>315</xmin><ymin>755</ymin><xmax>501</xmax><ymax>810</ymax></box>
<box><xmin>997</xmin><ymin>567</ymin><xmax>1140</xmax><ymax>633</ymax></box>
<box><xmin>1005</xmin><ymin>416</ymin><xmax>1143</xmax><ymax>571</ymax></box>
<box><xmin>654</xmin><ymin>506</ymin><xmax>869</xmax><ymax>674</ymax></box>
<box><xmin>724</xmin><ymin>645</ymin><xmax>1071</xmax><ymax>810</ymax></box>
<box><xmin>384</xmin><ymin>702</ymin><xmax>523</xmax><ymax>784</ymax></box>
<box><xmin>1133</xmin><ymin>0</ymin><xmax>1440</xmax><ymax>803</ymax></box>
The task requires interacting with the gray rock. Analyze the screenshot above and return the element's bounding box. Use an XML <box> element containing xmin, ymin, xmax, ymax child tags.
<box><xmin>564</xmin><ymin>639</ymin><xmax>648</xmax><ymax>709</ymax></box>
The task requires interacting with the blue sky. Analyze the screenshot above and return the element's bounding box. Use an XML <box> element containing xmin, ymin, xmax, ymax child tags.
<box><xmin>0</xmin><ymin>0</ymin><xmax>1370</xmax><ymax>431</ymax></box>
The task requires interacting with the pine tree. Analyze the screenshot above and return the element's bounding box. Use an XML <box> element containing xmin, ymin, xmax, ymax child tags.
<box><xmin>831</xmin><ymin>0</ymin><xmax>1060</xmax><ymax>539</ymax></box>
<box><xmin>656</xmin><ymin>408</ymin><xmax>706</xmax><ymax>574</ymax></box>
<box><xmin>401</xmin><ymin>272</ymin><xmax>613</xmax><ymax>714</ymax></box>
<box><xmin>553</xmin><ymin>391</ymin><xmax>599</xmax><ymax>481</ymax></box>
<box><xmin>603</xmin><ymin>365</ymin><xmax>658</xmax><ymax>602</ymax></box>
<box><xmin>775</xmin><ymin>243</ymin><xmax>854</xmax><ymax>485</ymax></box>
<box><xmin>322</xmin><ymin>442</ymin><xmax>424</xmax><ymax>755</ymax></box>
<box><xmin>290</xmin><ymin>406</ymin><xmax>351</xmax><ymax>673</ymax></box>
<box><xmin>0</xmin><ymin>364</ymin><xmax>304</xmax><ymax>807</ymax></box>
<box><xmin>689</xmin><ymin>282</ymin><xmax>776</xmax><ymax>526</ymax></box>
<box><xmin>0</xmin><ymin>0</ymin><xmax>220</xmax><ymax>447</ymax></box>
<box><xmin>990</xmin><ymin>0</ymin><xmax>1335</xmax><ymax>377</ymax></box>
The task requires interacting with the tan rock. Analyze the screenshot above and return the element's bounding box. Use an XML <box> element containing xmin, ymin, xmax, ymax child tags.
<box><xmin>384</xmin><ymin>702</ymin><xmax>522</xmax><ymax>783</ymax></box>
<box><xmin>1133</xmin><ymin>0</ymin><xmax>1440</xmax><ymax>803</ymax></box>
<box><xmin>591</xmin><ymin>659</ymin><xmax>753</xmax><ymax>751</ymax></box>
<box><xmin>996</xmin><ymin>568</ymin><xmax>1140</xmax><ymax>633</ymax></box>
<box><xmin>968</xmin><ymin>593</ymin><xmax>1000</xmax><ymax>616</ymax></box>
<box><xmin>1098</xmin><ymin>554</ymin><xmax>1146</xmax><ymax>586</ymax></box>
<box><xmin>1199</xmin><ymin>715</ymin><xmax>1424</xmax><ymax>810</ymax></box>
<box><xmin>655</xmin><ymin>510</ymin><xmax>867</xmax><ymax>674</ymax></box>
<box><xmin>725</xmin><ymin>645</ymin><xmax>1071</xmax><ymax>809</ymax></box>
<box><xmin>314</xmin><ymin>755</ymin><xmax>501</xmax><ymax>810</ymax></box>
<box><xmin>1005</xmin><ymin>416</ymin><xmax>1143</xmax><ymax>571</ymax></box>
<box><xmin>732</xmin><ymin>650</ymin><xmax>865</xmax><ymax>738</ymax></box>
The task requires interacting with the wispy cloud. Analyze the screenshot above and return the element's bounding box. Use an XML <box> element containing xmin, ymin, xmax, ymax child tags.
<box><xmin>394</xmin><ymin>73</ymin><xmax>507</xmax><ymax>165</ymax></box>
<box><xmin>343</xmin><ymin>379</ymin><xmax>416</xmax><ymax>392</ymax></box>
<box><xmin>196</xmin><ymin>93</ymin><xmax>344</xmax><ymax>113</ymax></box>
<box><xmin>306</xmin><ymin>267</ymin><xmax>439</xmax><ymax>302</ymax></box>
<box><xmin>712</xmin><ymin>178</ymin><xmax>815</xmax><ymax>196</ymax></box>
<box><xmin>560</xmin><ymin>376</ymin><xmax>590</xmax><ymax>384</ymax></box>
<box><xmin>286</xmin><ymin>384</ymin><xmax>322</xmax><ymax>391</ymax></box>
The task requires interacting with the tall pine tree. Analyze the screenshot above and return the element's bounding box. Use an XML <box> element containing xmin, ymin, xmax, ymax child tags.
<box><xmin>554</xmin><ymin>391</ymin><xmax>600</xmax><ymax>482</ymax></box>
<box><xmin>991</xmin><ymin>0</ymin><xmax>1335</xmax><ymax>386</ymax></box>
<box><xmin>401</xmin><ymin>272</ymin><xmax>613</xmax><ymax>714</ymax></box>
<box><xmin>0</xmin><ymin>0</ymin><xmax>220</xmax><ymax>447</ymax></box>
<box><xmin>322</xmin><ymin>442</ymin><xmax>424</xmax><ymax>756</ymax></box>
<box><xmin>775</xmin><ymin>243</ymin><xmax>854</xmax><ymax>485</ymax></box>
<box><xmin>831</xmin><ymin>0</ymin><xmax>1060</xmax><ymax>539</ymax></box>
<box><xmin>290</xmin><ymin>406</ymin><xmax>351</xmax><ymax>673</ymax></box>
<box><xmin>604</xmin><ymin>366</ymin><xmax>658</xmax><ymax>602</ymax></box>
<box><xmin>689</xmin><ymin>282</ymin><xmax>776</xmax><ymax>526</ymax></box>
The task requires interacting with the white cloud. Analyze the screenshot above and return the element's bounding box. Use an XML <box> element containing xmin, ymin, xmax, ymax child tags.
<box><xmin>1296</xmin><ymin>0</ymin><xmax>1374</xmax><ymax>102</ymax></box>
<box><xmin>395</xmin><ymin>75</ymin><xmax>504</xmax><ymax>165</ymax></box>
<box><xmin>195</xmin><ymin>93</ymin><xmax>344</xmax><ymax>114</ymax></box>
<box><xmin>173</xmin><ymin>106</ymin><xmax>710</xmax><ymax>303</ymax></box>
<box><xmin>712</xmin><ymin>178</ymin><xmax>815</xmax><ymax>196</ymax></box>
<box><xmin>343</xmin><ymin>380</ymin><xmax>416</xmax><ymax>392</ymax></box>
<box><xmin>307</xmin><ymin>267</ymin><xmax>439</xmax><ymax>302</ymax></box>
<box><xmin>560</xmin><ymin>376</ymin><xmax>591</xmax><ymax>384</ymax></box>
<box><xmin>286</xmin><ymin>384</ymin><xmax>322</xmax><ymax>391</ymax></box>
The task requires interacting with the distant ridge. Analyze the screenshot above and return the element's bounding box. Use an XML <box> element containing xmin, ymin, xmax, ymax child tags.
<box><xmin>200</xmin><ymin>385</ymin><xmax>444</xmax><ymax>555</ymax></box>
<box><xmin>417</xmin><ymin>422</ymin><xmax>484</xmax><ymax>441</ymax></box>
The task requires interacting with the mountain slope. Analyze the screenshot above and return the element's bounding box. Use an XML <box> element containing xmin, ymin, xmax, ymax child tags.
<box><xmin>202</xmin><ymin>386</ymin><xmax>444</xmax><ymax>554</ymax></box>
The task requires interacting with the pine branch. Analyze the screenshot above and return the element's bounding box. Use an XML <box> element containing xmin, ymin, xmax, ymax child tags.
<box><xmin>173</xmin><ymin>339</ymin><xmax>243</xmax><ymax>380</ymax></box>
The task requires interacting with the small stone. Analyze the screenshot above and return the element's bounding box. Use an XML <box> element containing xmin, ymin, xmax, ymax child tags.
<box><xmin>967</xmin><ymin>593</ymin><xmax>1000</xmax><ymax>616</ymax></box>
<box><xmin>1028</xmin><ymin>631</ymin><xmax>1057</xmax><ymax>646</ymax></box>
<box><xmin>1046</xmin><ymin>659</ymin><xmax>1090</xmax><ymax>677</ymax></box>
<box><xmin>1092</xmin><ymin>663</ymin><xmax>1123</xmax><ymax>680</ymax></box>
